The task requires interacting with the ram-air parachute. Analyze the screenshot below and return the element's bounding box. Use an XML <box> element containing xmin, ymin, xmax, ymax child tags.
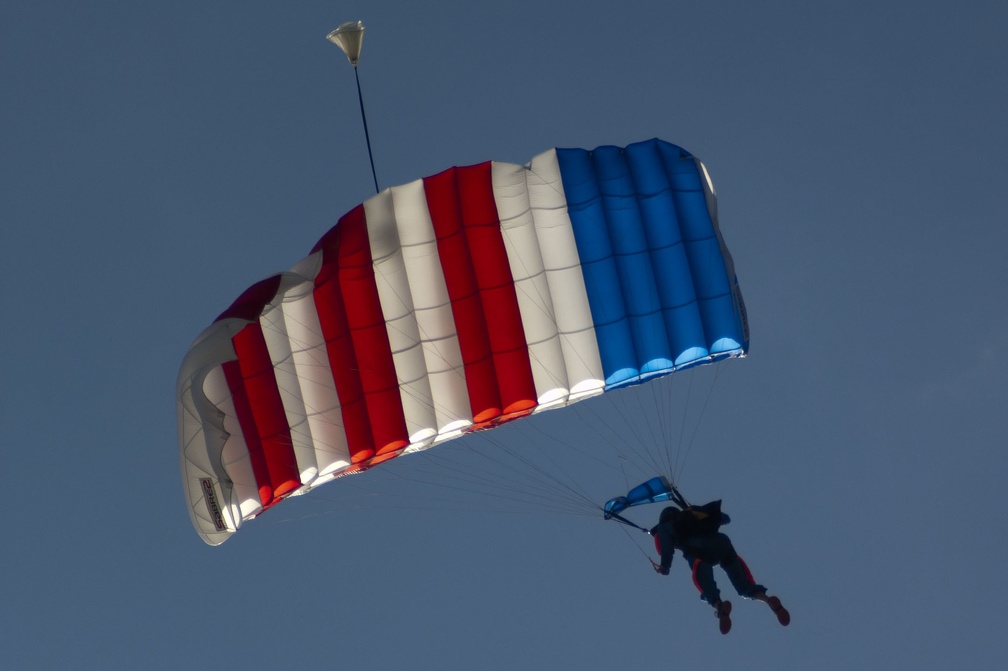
<box><xmin>176</xmin><ymin>138</ymin><xmax>748</xmax><ymax>545</ymax></box>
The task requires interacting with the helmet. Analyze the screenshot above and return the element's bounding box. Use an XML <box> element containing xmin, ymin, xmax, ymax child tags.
<box><xmin>659</xmin><ymin>505</ymin><xmax>681</xmax><ymax>524</ymax></box>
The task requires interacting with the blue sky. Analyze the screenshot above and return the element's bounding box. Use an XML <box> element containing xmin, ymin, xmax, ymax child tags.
<box><xmin>3</xmin><ymin>2</ymin><xmax>1007</xmax><ymax>669</ymax></box>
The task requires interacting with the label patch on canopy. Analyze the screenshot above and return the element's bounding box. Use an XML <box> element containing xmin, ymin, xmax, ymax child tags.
<box><xmin>201</xmin><ymin>478</ymin><xmax>227</xmax><ymax>532</ymax></box>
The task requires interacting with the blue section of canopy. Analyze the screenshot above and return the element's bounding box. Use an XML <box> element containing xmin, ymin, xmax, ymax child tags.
<box><xmin>555</xmin><ymin>139</ymin><xmax>747</xmax><ymax>390</ymax></box>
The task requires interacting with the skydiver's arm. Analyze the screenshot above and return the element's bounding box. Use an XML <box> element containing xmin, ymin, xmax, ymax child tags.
<box><xmin>656</xmin><ymin>524</ymin><xmax>676</xmax><ymax>575</ymax></box>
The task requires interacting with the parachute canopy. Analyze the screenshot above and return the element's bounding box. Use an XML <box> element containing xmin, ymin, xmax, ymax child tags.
<box><xmin>177</xmin><ymin>138</ymin><xmax>749</xmax><ymax>545</ymax></box>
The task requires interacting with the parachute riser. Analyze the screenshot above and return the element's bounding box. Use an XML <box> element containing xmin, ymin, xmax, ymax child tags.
<box><xmin>604</xmin><ymin>509</ymin><xmax>653</xmax><ymax>535</ymax></box>
<box><xmin>668</xmin><ymin>485</ymin><xmax>690</xmax><ymax>510</ymax></box>
<box><xmin>605</xmin><ymin>508</ymin><xmax>664</xmax><ymax>571</ymax></box>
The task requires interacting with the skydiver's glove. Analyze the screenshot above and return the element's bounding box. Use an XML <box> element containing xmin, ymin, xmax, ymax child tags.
<box><xmin>657</xmin><ymin>564</ymin><xmax>670</xmax><ymax>575</ymax></box>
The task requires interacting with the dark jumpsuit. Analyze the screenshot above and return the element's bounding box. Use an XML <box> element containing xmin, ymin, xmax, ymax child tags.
<box><xmin>653</xmin><ymin>506</ymin><xmax>765</xmax><ymax>606</ymax></box>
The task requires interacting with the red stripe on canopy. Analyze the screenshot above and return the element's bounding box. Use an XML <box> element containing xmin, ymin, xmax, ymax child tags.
<box><xmin>313</xmin><ymin>205</ymin><xmax>408</xmax><ymax>461</ymax></box>
<box><xmin>216</xmin><ymin>275</ymin><xmax>283</xmax><ymax>323</ymax></box>
<box><xmin>424</xmin><ymin>167</ymin><xmax>501</xmax><ymax>423</ymax></box>
<box><xmin>455</xmin><ymin>163</ymin><xmax>536</xmax><ymax>418</ymax></box>
<box><xmin>224</xmin><ymin>323</ymin><xmax>301</xmax><ymax>507</ymax></box>
<box><xmin>221</xmin><ymin>359</ymin><xmax>272</xmax><ymax>506</ymax></box>
<box><xmin>424</xmin><ymin>163</ymin><xmax>536</xmax><ymax>424</ymax></box>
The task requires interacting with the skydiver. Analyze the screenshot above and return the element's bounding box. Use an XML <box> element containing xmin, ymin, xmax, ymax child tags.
<box><xmin>651</xmin><ymin>501</ymin><xmax>790</xmax><ymax>635</ymax></box>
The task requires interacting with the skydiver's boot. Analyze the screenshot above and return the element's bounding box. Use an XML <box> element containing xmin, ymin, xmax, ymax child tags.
<box><xmin>767</xmin><ymin>595</ymin><xmax>790</xmax><ymax>626</ymax></box>
<box><xmin>714</xmin><ymin>600</ymin><xmax>732</xmax><ymax>635</ymax></box>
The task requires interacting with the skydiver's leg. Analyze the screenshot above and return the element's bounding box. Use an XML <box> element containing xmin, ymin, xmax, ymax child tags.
<box><xmin>690</xmin><ymin>557</ymin><xmax>720</xmax><ymax>606</ymax></box>
<box><xmin>693</xmin><ymin>532</ymin><xmax>766</xmax><ymax>600</ymax></box>
<box><xmin>690</xmin><ymin>557</ymin><xmax>732</xmax><ymax>634</ymax></box>
<box><xmin>747</xmin><ymin>587</ymin><xmax>791</xmax><ymax>626</ymax></box>
<box><xmin>692</xmin><ymin>533</ymin><xmax>791</xmax><ymax>626</ymax></box>
<box><xmin>684</xmin><ymin>537</ymin><xmax>731</xmax><ymax>605</ymax></box>
<box><xmin>722</xmin><ymin>553</ymin><xmax>766</xmax><ymax>598</ymax></box>
<box><xmin>720</xmin><ymin>552</ymin><xmax>791</xmax><ymax>626</ymax></box>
